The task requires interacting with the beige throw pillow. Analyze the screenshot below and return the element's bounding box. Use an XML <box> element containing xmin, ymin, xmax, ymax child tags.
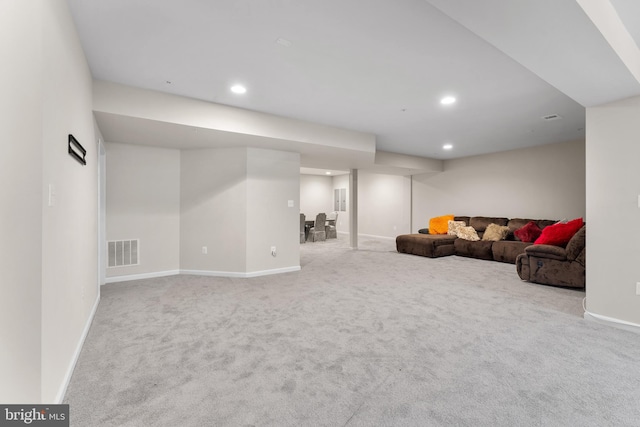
<box><xmin>482</xmin><ymin>223</ymin><xmax>510</xmax><ymax>241</ymax></box>
<box><xmin>447</xmin><ymin>220</ymin><xmax>466</xmax><ymax>236</ymax></box>
<box><xmin>456</xmin><ymin>226</ymin><xmax>480</xmax><ymax>241</ymax></box>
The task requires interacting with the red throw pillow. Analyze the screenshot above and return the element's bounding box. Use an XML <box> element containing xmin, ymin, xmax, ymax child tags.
<box><xmin>534</xmin><ymin>218</ymin><xmax>584</xmax><ymax>247</ymax></box>
<box><xmin>513</xmin><ymin>221</ymin><xmax>542</xmax><ymax>243</ymax></box>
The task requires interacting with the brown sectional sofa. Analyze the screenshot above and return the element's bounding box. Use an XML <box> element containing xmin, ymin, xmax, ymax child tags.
<box><xmin>397</xmin><ymin>216</ymin><xmax>556</xmax><ymax>264</ymax></box>
<box><xmin>396</xmin><ymin>215</ymin><xmax>586</xmax><ymax>288</ymax></box>
<box><xmin>392</xmin><ymin>233</ymin><xmax>457</xmax><ymax>258</ymax></box>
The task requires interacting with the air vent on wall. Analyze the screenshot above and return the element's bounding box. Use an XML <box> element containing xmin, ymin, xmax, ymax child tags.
<box><xmin>108</xmin><ymin>239</ymin><xmax>139</xmax><ymax>267</ymax></box>
<box><xmin>541</xmin><ymin>114</ymin><xmax>562</xmax><ymax>121</ymax></box>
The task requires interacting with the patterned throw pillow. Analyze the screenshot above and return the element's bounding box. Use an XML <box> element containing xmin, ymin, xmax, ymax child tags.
<box><xmin>456</xmin><ymin>226</ymin><xmax>480</xmax><ymax>241</ymax></box>
<box><xmin>447</xmin><ymin>220</ymin><xmax>467</xmax><ymax>236</ymax></box>
<box><xmin>482</xmin><ymin>223</ymin><xmax>510</xmax><ymax>241</ymax></box>
<box><xmin>429</xmin><ymin>214</ymin><xmax>455</xmax><ymax>234</ymax></box>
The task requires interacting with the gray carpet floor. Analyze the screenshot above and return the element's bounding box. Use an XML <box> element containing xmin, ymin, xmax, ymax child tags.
<box><xmin>65</xmin><ymin>235</ymin><xmax>640</xmax><ymax>426</ymax></box>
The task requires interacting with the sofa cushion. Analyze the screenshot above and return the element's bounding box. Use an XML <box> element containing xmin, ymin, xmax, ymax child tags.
<box><xmin>534</xmin><ymin>218</ymin><xmax>584</xmax><ymax>247</ymax></box>
<box><xmin>536</xmin><ymin>219</ymin><xmax>557</xmax><ymax>229</ymax></box>
<box><xmin>396</xmin><ymin>234</ymin><xmax>457</xmax><ymax>258</ymax></box>
<box><xmin>492</xmin><ymin>241</ymin><xmax>532</xmax><ymax>264</ymax></box>
<box><xmin>429</xmin><ymin>214</ymin><xmax>454</xmax><ymax>234</ymax></box>
<box><xmin>482</xmin><ymin>223</ymin><xmax>510</xmax><ymax>241</ymax></box>
<box><xmin>456</xmin><ymin>226</ymin><xmax>480</xmax><ymax>241</ymax></box>
<box><xmin>454</xmin><ymin>239</ymin><xmax>494</xmax><ymax>260</ymax></box>
<box><xmin>514</xmin><ymin>221</ymin><xmax>542</xmax><ymax>243</ymax></box>
<box><xmin>454</xmin><ymin>216</ymin><xmax>470</xmax><ymax>225</ymax></box>
<box><xmin>469</xmin><ymin>216</ymin><xmax>509</xmax><ymax>232</ymax></box>
<box><xmin>506</xmin><ymin>218</ymin><xmax>535</xmax><ymax>240</ymax></box>
<box><xmin>507</xmin><ymin>218</ymin><xmax>535</xmax><ymax>231</ymax></box>
<box><xmin>447</xmin><ymin>220</ymin><xmax>467</xmax><ymax>236</ymax></box>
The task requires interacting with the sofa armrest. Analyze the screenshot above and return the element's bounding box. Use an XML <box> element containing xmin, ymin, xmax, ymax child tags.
<box><xmin>524</xmin><ymin>244</ymin><xmax>567</xmax><ymax>261</ymax></box>
<box><xmin>574</xmin><ymin>248</ymin><xmax>585</xmax><ymax>267</ymax></box>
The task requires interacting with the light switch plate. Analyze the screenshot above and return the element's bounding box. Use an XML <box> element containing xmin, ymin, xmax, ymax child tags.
<box><xmin>636</xmin><ymin>282</ymin><xmax>640</xmax><ymax>295</ymax></box>
<box><xmin>288</xmin><ymin>200</ymin><xmax>294</xmax><ymax>208</ymax></box>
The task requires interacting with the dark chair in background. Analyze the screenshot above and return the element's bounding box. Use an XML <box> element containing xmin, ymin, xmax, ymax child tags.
<box><xmin>300</xmin><ymin>213</ymin><xmax>306</xmax><ymax>243</ymax></box>
<box><xmin>325</xmin><ymin>211</ymin><xmax>338</xmax><ymax>239</ymax></box>
<box><xmin>308</xmin><ymin>213</ymin><xmax>327</xmax><ymax>242</ymax></box>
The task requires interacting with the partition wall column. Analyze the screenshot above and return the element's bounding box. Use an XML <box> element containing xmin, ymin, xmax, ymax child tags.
<box><xmin>349</xmin><ymin>169</ymin><xmax>358</xmax><ymax>249</ymax></box>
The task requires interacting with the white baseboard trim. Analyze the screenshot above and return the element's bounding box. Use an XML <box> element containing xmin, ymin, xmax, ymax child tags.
<box><xmin>181</xmin><ymin>266</ymin><xmax>301</xmax><ymax>278</ymax></box>
<box><xmin>56</xmin><ymin>294</ymin><xmax>100</xmax><ymax>403</ymax></box>
<box><xmin>104</xmin><ymin>270</ymin><xmax>180</xmax><ymax>284</ymax></box>
<box><xmin>358</xmin><ymin>233</ymin><xmax>396</xmax><ymax>241</ymax></box>
<box><xmin>584</xmin><ymin>310</ymin><xmax>640</xmax><ymax>333</ymax></box>
<box><xmin>105</xmin><ymin>266</ymin><xmax>301</xmax><ymax>283</ymax></box>
<box><xmin>336</xmin><ymin>231</ymin><xmax>396</xmax><ymax>241</ymax></box>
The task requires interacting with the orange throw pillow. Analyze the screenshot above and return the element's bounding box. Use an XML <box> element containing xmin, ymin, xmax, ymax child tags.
<box><xmin>429</xmin><ymin>215</ymin><xmax>455</xmax><ymax>234</ymax></box>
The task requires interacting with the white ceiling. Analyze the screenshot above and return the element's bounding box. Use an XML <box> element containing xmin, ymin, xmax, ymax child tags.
<box><xmin>67</xmin><ymin>0</ymin><xmax>640</xmax><ymax>166</ymax></box>
<box><xmin>611</xmin><ymin>0</ymin><xmax>640</xmax><ymax>47</ymax></box>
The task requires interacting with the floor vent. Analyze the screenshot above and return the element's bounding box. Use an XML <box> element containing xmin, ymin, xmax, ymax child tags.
<box><xmin>108</xmin><ymin>239</ymin><xmax>139</xmax><ymax>267</ymax></box>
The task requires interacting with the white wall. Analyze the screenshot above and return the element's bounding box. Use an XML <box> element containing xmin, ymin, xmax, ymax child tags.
<box><xmin>105</xmin><ymin>143</ymin><xmax>181</xmax><ymax>279</ymax></box>
<box><xmin>358</xmin><ymin>172</ymin><xmax>412</xmax><ymax>238</ymax></box>
<box><xmin>181</xmin><ymin>147</ymin><xmax>300</xmax><ymax>275</ymax></box>
<box><xmin>181</xmin><ymin>148</ymin><xmax>248</xmax><ymax>273</ymax></box>
<box><xmin>0</xmin><ymin>0</ymin><xmax>44</xmax><ymax>403</ymax></box>
<box><xmin>300</xmin><ymin>175</ymin><xmax>334</xmax><ymax>221</ymax></box>
<box><xmin>41</xmin><ymin>0</ymin><xmax>99</xmax><ymax>402</ymax></box>
<box><xmin>0</xmin><ymin>0</ymin><xmax>99</xmax><ymax>402</ymax></box>
<box><xmin>412</xmin><ymin>139</ymin><xmax>586</xmax><ymax>229</ymax></box>
<box><xmin>246</xmin><ymin>149</ymin><xmax>300</xmax><ymax>272</ymax></box>
<box><xmin>586</xmin><ymin>95</ymin><xmax>640</xmax><ymax>325</ymax></box>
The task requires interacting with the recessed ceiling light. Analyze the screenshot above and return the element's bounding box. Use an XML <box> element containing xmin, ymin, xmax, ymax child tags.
<box><xmin>443</xmin><ymin>144</ymin><xmax>453</xmax><ymax>150</ymax></box>
<box><xmin>230</xmin><ymin>85</ymin><xmax>247</xmax><ymax>94</ymax></box>
<box><xmin>325</xmin><ymin>171</ymin><xmax>332</xmax><ymax>175</ymax></box>
<box><xmin>440</xmin><ymin>96</ymin><xmax>456</xmax><ymax>105</ymax></box>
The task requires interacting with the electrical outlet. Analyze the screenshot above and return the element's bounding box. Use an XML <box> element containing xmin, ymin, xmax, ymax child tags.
<box><xmin>202</xmin><ymin>246</ymin><xmax>207</xmax><ymax>254</ymax></box>
<box><xmin>271</xmin><ymin>246</ymin><xmax>277</xmax><ymax>257</ymax></box>
<box><xmin>636</xmin><ymin>282</ymin><xmax>640</xmax><ymax>295</ymax></box>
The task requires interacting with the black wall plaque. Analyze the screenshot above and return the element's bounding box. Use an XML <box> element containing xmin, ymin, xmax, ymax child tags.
<box><xmin>68</xmin><ymin>134</ymin><xmax>86</xmax><ymax>165</ymax></box>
